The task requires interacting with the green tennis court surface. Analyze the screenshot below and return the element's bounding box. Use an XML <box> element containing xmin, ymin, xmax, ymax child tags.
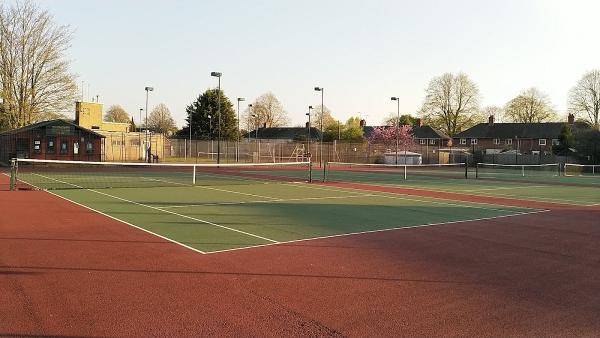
<box><xmin>13</xmin><ymin>159</ymin><xmax>599</xmax><ymax>254</ymax></box>
<box><xmin>51</xmin><ymin>180</ymin><xmax>535</xmax><ymax>253</ymax></box>
<box><xmin>324</xmin><ymin>163</ymin><xmax>600</xmax><ymax>206</ymax></box>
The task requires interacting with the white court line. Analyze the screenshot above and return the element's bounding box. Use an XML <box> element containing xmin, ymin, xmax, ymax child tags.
<box><xmin>8</xmin><ymin>173</ymin><xmax>593</xmax><ymax>257</ymax></box>
<box><xmin>31</xmin><ymin>173</ymin><xmax>279</xmax><ymax>244</ymax></box>
<box><xmin>156</xmin><ymin>194</ymin><xmax>376</xmax><ymax>209</ymax></box>
<box><xmin>206</xmin><ymin>208</ymin><xmax>550</xmax><ymax>255</ymax></box>
<box><xmin>2</xmin><ymin>173</ymin><xmax>208</xmax><ymax>255</ymax></box>
<box><xmin>284</xmin><ymin>182</ymin><xmax>529</xmax><ymax>213</ymax></box>
<box><xmin>460</xmin><ymin>185</ymin><xmax>547</xmax><ymax>192</ymax></box>
<box><xmin>302</xmin><ymin>179</ymin><xmax>596</xmax><ymax>207</ymax></box>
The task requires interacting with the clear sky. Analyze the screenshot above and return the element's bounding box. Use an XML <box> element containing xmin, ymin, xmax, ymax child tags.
<box><xmin>44</xmin><ymin>0</ymin><xmax>600</xmax><ymax>127</ymax></box>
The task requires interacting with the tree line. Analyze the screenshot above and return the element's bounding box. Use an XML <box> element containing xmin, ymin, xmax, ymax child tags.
<box><xmin>420</xmin><ymin>71</ymin><xmax>600</xmax><ymax>136</ymax></box>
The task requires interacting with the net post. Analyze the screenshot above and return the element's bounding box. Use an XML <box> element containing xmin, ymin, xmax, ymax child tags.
<box><xmin>558</xmin><ymin>163</ymin><xmax>562</xmax><ymax>177</ymax></box>
<box><xmin>475</xmin><ymin>163</ymin><xmax>479</xmax><ymax>179</ymax></box>
<box><xmin>192</xmin><ymin>165</ymin><xmax>196</xmax><ymax>185</ymax></box>
<box><xmin>403</xmin><ymin>165</ymin><xmax>407</xmax><ymax>180</ymax></box>
<box><xmin>464</xmin><ymin>162</ymin><xmax>468</xmax><ymax>179</ymax></box>
<box><xmin>322</xmin><ymin>161</ymin><xmax>327</xmax><ymax>183</ymax></box>
<box><xmin>521</xmin><ymin>165</ymin><xmax>525</xmax><ymax>177</ymax></box>
<box><xmin>9</xmin><ymin>158</ymin><xmax>16</xmax><ymax>191</ymax></box>
<box><xmin>309</xmin><ymin>159</ymin><xmax>313</xmax><ymax>183</ymax></box>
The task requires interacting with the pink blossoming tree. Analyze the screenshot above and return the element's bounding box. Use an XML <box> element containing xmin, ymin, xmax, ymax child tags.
<box><xmin>368</xmin><ymin>125</ymin><xmax>415</xmax><ymax>150</ymax></box>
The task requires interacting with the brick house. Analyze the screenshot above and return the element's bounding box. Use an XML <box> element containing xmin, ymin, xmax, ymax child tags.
<box><xmin>0</xmin><ymin>119</ymin><xmax>104</xmax><ymax>163</ymax></box>
<box><xmin>453</xmin><ymin>114</ymin><xmax>589</xmax><ymax>156</ymax></box>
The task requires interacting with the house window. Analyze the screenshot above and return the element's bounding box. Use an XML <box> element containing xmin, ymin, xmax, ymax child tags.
<box><xmin>539</xmin><ymin>139</ymin><xmax>546</xmax><ymax>146</ymax></box>
<box><xmin>460</xmin><ymin>138</ymin><xmax>466</xmax><ymax>145</ymax></box>
<box><xmin>86</xmin><ymin>142</ymin><xmax>93</xmax><ymax>154</ymax></box>
<box><xmin>429</xmin><ymin>139</ymin><xmax>435</xmax><ymax>145</ymax></box>
<box><xmin>47</xmin><ymin>137</ymin><xmax>56</xmax><ymax>154</ymax></box>
<box><xmin>73</xmin><ymin>142</ymin><xmax>80</xmax><ymax>155</ymax></box>
<box><xmin>494</xmin><ymin>138</ymin><xmax>500</xmax><ymax>145</ymax></box>
<box><xmin>505</xmin><ymin>139</ymin><xmax>513</xmax><ymax>145</ymax></box>
<box><xmin>33</xmin><ymin>139</ymin><xmax>42</xmax><ymax>154</ymax></box>
<box><xmin>419</xmin><ymin>139</ymin><xmax>426</xmax><ymax>145</ymax></box>
<box><xmin>552</xmin><ymin>139</ymin><xmax>559</xmax><ymax>146</ymax></box>
<box><xmin>60</xmin><ymin>140</ymin><xmax>68</xmax><ymax>154</ymax></box>
<box><xmin>471</xmin><ymin>138</ymin><xmax>478</xmax><ymax>145</ymax></box>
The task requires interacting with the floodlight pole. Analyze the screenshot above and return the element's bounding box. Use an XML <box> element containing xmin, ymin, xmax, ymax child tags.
<box><xmin>139</xmin><ymin>108</ymin><xmax>143</xmax><ymax>160</ymax></box>
<box><xmin>189</xmin><ymin>108</ymin><xmax>192</xmax><ymax>158</ymax></box>
<box><xmin>237</xmin><ymin>97</ymin><xmax>245</xmax><ymax>162</ymax></box>
<box><xmin>144</xmin><ymin>86</ymin><xmax>154</xmax><ymax>163</ymax></box>
<box><xmin>391</xmin><ymin>97</ymin><xmax>400</xmax><ymax>165</ymax></box>
<box><xmin>307</xmin><ymin>106</ymin><xmax>313</xmax><ymax>160</ymax></box>
<box><xmin>314</xmin><ymin>87</ymin><xmax>324</xmax><ymax>167</ymax></box>
<box><xmin>211</xmin><ymin>72</ymin><xmax>222</xmax><ymax>164</ymax></box>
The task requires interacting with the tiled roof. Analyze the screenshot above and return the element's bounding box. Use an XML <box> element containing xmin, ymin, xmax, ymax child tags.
<box><xmin>0</xmin><ymin>119</ymin><xmax>105</xmax><ymax>137</ymax></box>
<box><xmin>454</xmin><ymin>122</ymin><xmax>590</xmax><ymax>139</ymax></box>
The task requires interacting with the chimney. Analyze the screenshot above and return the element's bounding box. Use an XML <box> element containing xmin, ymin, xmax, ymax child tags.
<box><xmin>359</xmin><ymin>119</ymin><xmax>366</xmax><ymax>127</ymax></box>
<box><xmin>414</xmin><ymin>118</ymin><xmax>422</xmax><ymax>127</ymax></box>
<box><xmin>568</xmin><ymin>113</ymin><xmax>575</xmax><ymax>124</ymax></box>
<box><xmin>488</xmin><ymin>115</ymin><xmax>495</xmax><ymax>126</ymax></box>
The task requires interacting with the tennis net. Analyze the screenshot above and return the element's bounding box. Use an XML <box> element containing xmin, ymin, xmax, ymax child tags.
<box><xmin>325</xmin><ymin>162</ymin><xmax>467</xmax><ymax>183</ymax></box>
<box><xmin>564</xmin><ymin>164</ymin><xmax>599</xmax><ymax>177</ymax></box>
<box><xmin>10</xmin><ymin>159</ymin><xmax>311</xmax><ymax>190</ymax></box>
<box><xmin>475</xmin><ymin>163</ymin><xmax>560</xmax><ymax>180</ymax></box>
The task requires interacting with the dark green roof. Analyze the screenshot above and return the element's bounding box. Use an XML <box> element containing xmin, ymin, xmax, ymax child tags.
<box><xmin>0</xmin><ymin>119</ymin><xmax>105</xmax><ymax>137</ymax></box>
<box><xmin>245</xmin><ymin>127</ymin><xmax>322</xmax><ymax>140</ymax></box>
<box><xmin>454</xmin><ymin>122</ymin><xmax>590</xmax><ymax>139</ymax></box>
<box><xmin>363</xmin><ymin>125</ymin><xmax>450</xmax><ymax>139</ymax></box>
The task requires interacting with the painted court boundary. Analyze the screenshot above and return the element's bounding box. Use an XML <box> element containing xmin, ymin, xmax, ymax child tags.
<box><xmin>43</xmin><ymin>186</ymin><xmax>548</xmax><ymax>256</ymax></box>
<box><xmin>10</xmin><ymin>173</ymin><xmax>548</xmax><ymax>255</ymax></box>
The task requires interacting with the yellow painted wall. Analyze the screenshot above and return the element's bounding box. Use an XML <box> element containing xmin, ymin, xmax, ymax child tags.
<box><xmin>75</xmin><ymin>101</ymin><xmax>130</xmax><ymax>132</ymax></box>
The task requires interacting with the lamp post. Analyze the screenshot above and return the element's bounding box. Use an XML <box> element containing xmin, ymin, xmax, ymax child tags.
<box><xmin>391</xmin><ymin>97</ymin><xmax>400</xmax><ymax>165</ymax></box>
<box><xmin>314</xmin><ymin>87</ymin><xmax>324</xmax><ymax>167</ymax></box>
<box><xmin>144</xmin><ymin>86</ymin><xmax>154</xmax><ymax>163</ymax></box>
<box><xmin>236</xmin><ymin>97</ymin><xmax>245</xmax><ymax>162</ymax></box>
<box><xmin>247</xmin><ymin>104</ymin><xmax>253</xmax><ymax>133</ymax></box>
<box><xmin>307</xmin><ymin>106</ymin><xmax>313</xmax><ymax>159</ymax></box>
<box><xmin>139</xmin><ymin>108</ymin><xmax>143</xmax><ymax>160</ymax></box>
<box><xmin>208</xmin><ymin>114</ymin><xmax>212</xmax><ymax>160</ymax></box>
<box><xmin>188</xmin><ymin>107</ymin><xmax>193</xmax><ymax>159</ymax></box>
<box><xmin>251</xmin><ymin>108</ymin><xmax>259</xmax><ymax>162</ymax></box>
<box><xmin>210</xmin><ymin>72</ymin><xmax>222</xmax><ymax>164</ymax></box>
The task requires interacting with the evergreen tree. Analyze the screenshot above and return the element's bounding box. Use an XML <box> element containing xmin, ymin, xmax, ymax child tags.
<box><xmin>553</xmin><ymin>124</ymin><xmax>574</xmax><ymax>156</ymax></box>
<box><xmin>178</xmin><ymin>89</ymin><xmax>238</xmax><ymax>140</ymax></box>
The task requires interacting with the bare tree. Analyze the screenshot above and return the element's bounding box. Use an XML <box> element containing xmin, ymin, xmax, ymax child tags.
<box><xmin>0</xmin><ymin>1</ymin><xmax>77</xmax><ymax>129</ymax></box>
<box><xmin>310</xmin><ymin>105</ymin><xmax>336</xmax><ymax>130</ymax></box>
<box><xmin>148</xmin><ymin>103</ymin><xmax>177</xmax><ymax>135</ymax></box>
<box><xmin>568</xmin><ymin>70</ymin><xmax>600</xmax><ymax>130</ymax></box>
<box><xmin>248</xmin><ymin>92</ymin><xmax>289</xmax><ymax>128</ymax></box>
<box><xmin>419</xmin><ymin>72</ymin><xmax>482</xmax><ymax>136</ymax></box>
<box><xmin>482</xmin><ymin>105</ymin><xmax>504</xmax><ymax>122</ymax></box>
<box><xmin>104</xmin><ymin>105</ymin><xmax>129</xmax><ymax>123</ymax></box>
<box><xmin>504</xmin><ymin>88</ymin><xmax>556</xmax><ymax>123</ymax></box>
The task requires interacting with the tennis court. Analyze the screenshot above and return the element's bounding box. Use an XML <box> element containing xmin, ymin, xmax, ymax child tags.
<box><xmin>325</xmin><ymin>162</ymin><xmax>600</xmax><ymax>206</ymax></box>
<box><xmin>9</xmin><ymin>159</ymin><xmax>539</xmax><ymax>253</ymax></box>
<box><xmin>4</xmin><ymin>158</ymin><xmax>600</xmax><ymax>337</ymax></box>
